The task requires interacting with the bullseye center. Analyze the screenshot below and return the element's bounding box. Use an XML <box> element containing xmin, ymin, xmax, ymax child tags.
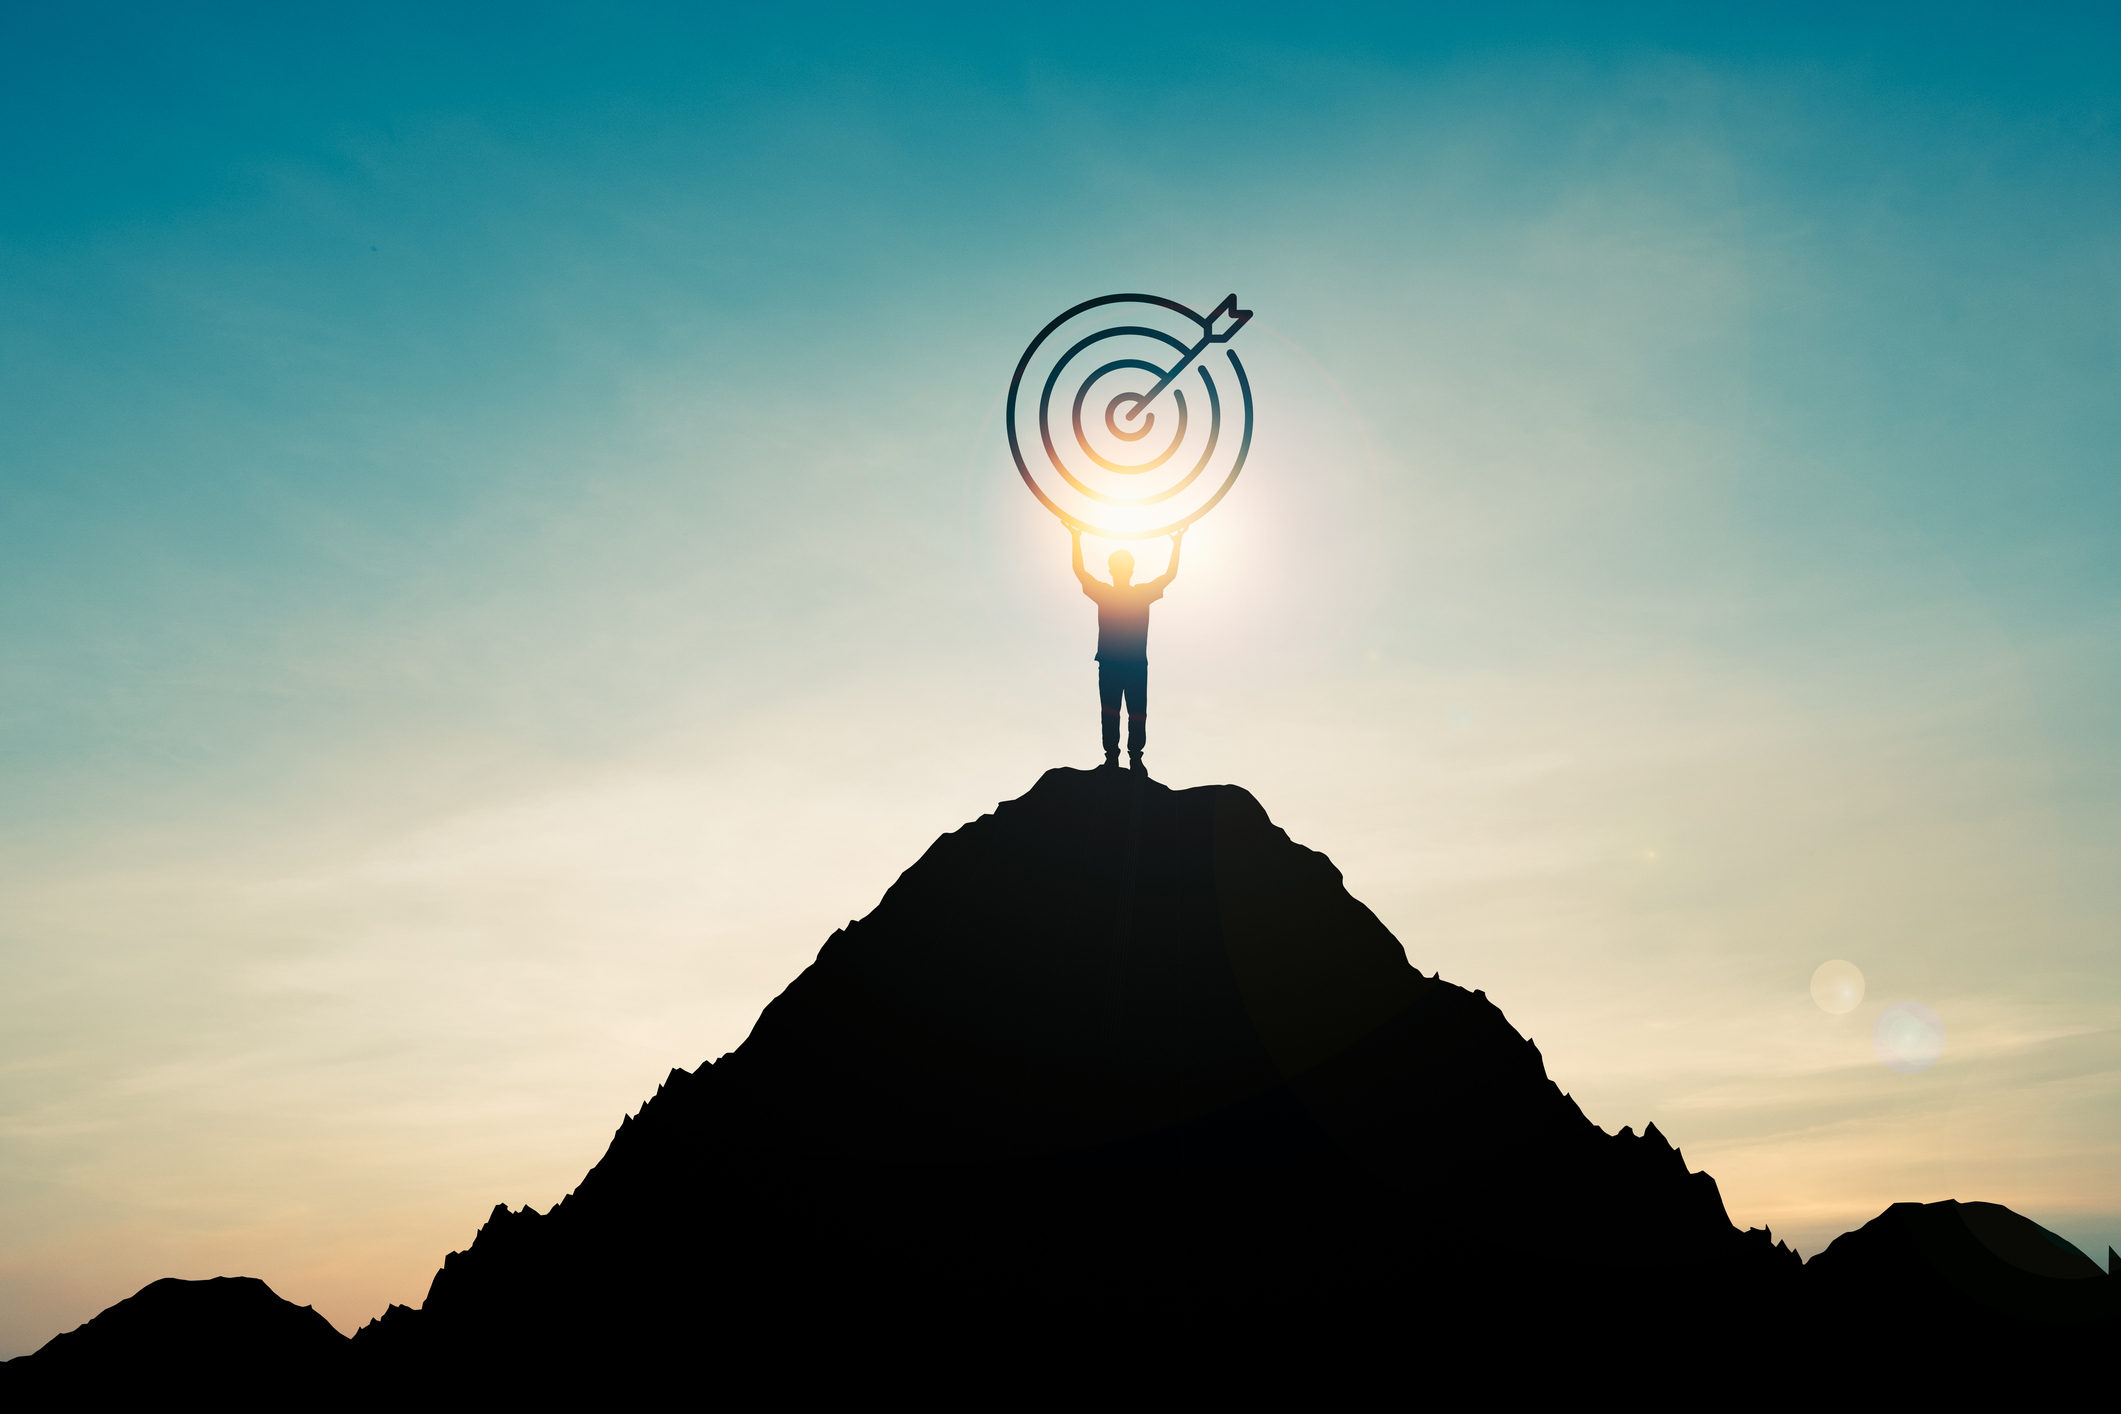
<box><xmin>1105</xmin><ymin>392</ymin><xmax>1154</xmax><ymax>441</ymax></box>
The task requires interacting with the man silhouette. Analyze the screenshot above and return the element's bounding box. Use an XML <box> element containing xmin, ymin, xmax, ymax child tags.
<box><xmin>1071</xmin><ymin>524</ymin><xmax>1183</xmax><ymax>773</ymax></box>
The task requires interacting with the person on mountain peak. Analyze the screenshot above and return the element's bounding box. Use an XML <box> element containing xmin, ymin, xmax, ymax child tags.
<box><xmin>1071</xmin><ymin>524</ymin><xmax>1183</xmax><ymax>773</ymax></box>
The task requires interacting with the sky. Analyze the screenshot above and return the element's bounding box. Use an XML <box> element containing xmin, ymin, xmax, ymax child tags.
<box><xmin>3</xmin><ymin>2</ymin><xmax>2118</xmax><ymax>1352</ymax></box>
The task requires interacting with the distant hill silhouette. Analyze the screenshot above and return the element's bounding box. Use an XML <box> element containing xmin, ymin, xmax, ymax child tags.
<box><xmin>1812</xmin><ymin>1200</ymin><xmax>2115</xmax><ymax>1328</ymax></box>
<box><xmin>7</xmin><ymin>768</ymin><xmax>2112</xmax><ymax>1390</ymax></box>
<box><xmin>4</xmin><ymin>1276</ymin><xmax>343</xmax><ymax>1392</ymax></box>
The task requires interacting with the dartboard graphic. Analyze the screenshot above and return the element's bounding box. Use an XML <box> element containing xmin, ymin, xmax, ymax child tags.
<box><xmin>1006</xmin><ymin>292</ymin><xmax>1254</xmax><ymax>540</ymax></box>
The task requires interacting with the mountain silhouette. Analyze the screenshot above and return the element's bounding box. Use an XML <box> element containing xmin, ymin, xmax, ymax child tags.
<box><xmin>338</xmin><ymin>767</ymin><xmax>1801</xmax><ymax>1382</ymax></box>
<box><xmin>6</xmin><ymin>768</ymin><xmax>2112</xmax><ymax>1390</ymax></box>
<box><xmin>1811</xmin><ymin>1200</ymin><xmax>2116</xmax><ymax>1329</ymax></box>
<box><xmin>4</xmin><ymin>1276</ymin><xmax>344</xmax><ymax>1393</ymax></box>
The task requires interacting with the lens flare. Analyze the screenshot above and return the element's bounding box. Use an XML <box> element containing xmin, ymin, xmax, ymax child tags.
<box><xmin>1872</xmin><ymin>999</ymin><xmax>1946</xmax><ymax>1074</ymax></box>
<box><xmin>1810</xmin><ymin>959</ymin><xmax>1865</xmax><ymax>1015</ymax></box>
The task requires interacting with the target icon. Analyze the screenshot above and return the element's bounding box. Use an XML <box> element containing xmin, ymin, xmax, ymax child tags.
<box><xmin>1006</xmin><ymin>292</ymin><xmax>1254</xmax><ymax>540</ymax></box>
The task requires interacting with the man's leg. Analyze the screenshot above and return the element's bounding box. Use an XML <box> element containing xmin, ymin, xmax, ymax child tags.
<box><xmin>1097</xmin><ymin>662</ymin><xmax>1121</xmax><ymax>765</ymax></box>
<box><xmin>1124</xmin><ymin>663</ymin><xmax>1147</xmax><ymax>764</ymax></box>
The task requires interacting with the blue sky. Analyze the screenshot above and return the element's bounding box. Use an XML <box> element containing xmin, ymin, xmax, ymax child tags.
<box><xmin>3</xmin><ymin>3</ymin><xmax>2117</xmax><ymax>1349</ymax></box>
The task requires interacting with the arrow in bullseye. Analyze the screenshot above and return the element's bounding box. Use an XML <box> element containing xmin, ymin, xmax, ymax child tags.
<box><xmin>1113</xmin><ymin>293</ymin><xmax>1251</xmax><ymax>426</ymax></box>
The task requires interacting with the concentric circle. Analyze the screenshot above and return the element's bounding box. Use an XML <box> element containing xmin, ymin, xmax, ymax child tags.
<box><xmin>1006</xmin><ymin>293</ymin><xmax>1254</xmax><ymax>540</ymax></box>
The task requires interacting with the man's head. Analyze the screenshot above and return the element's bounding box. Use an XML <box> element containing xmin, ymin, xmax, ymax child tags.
<box><xmin>1108</xmin><ymin>549</ymin><xmax>1135</xmax><ymax>586</ymax></box>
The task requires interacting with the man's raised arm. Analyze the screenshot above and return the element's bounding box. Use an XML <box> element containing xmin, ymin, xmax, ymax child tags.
<box><xmin>1070</xmin><ymin>525</ymin><xmax>1099</xmax><ymax>594</ymax></box>
<box><xmin>1151</xmin><ymin>528</ymin><xmax>1185</xmax><ymax>590</ymax></box>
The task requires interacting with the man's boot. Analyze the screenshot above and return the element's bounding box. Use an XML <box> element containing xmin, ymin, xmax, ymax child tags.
<box><xmin>1104</xmin><ymin>749</ymin><xmax>1119</xmax><ymax>769</ymax></box>
<box><xmin>1129</xmin><ymin>751</ymin><xmax>1146</xmax><ymax>774</ymax></box>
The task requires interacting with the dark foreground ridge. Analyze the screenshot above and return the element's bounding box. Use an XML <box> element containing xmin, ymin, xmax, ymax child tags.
<box><xmin>9</xmin><ymin>769</ymin><xmax>2114</xmax><ymax>1391</ymax></box>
